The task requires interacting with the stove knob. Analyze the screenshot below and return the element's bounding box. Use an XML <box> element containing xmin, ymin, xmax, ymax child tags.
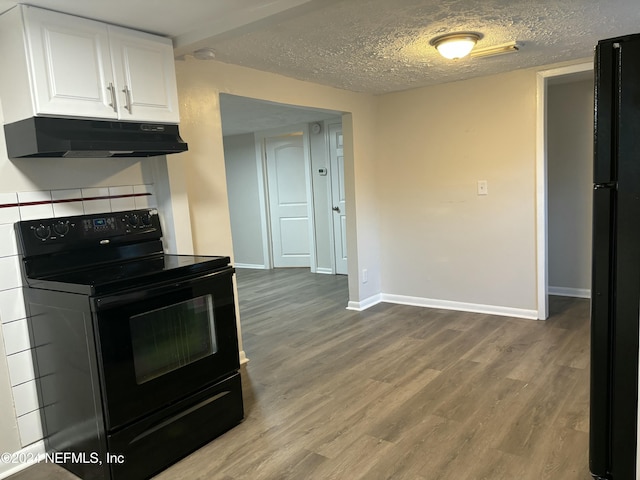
<box><xmin>34</xmin><ymin>224</ymin><xmax>51</xmax><ymax>240</ymax></box>
<box><xmin>53</xmin><ymin>221</ymin><xmax>69</xmax><ymax>236</ymax></box>
<box><xmin>127</xmin><ymin>214</ymin><xmax>139</xmax><ymax>227</ymax></box>
<box><xmin>141</xmin><ymin>213</ymin><xmax>152</xmax><ymax>226</ymax></box>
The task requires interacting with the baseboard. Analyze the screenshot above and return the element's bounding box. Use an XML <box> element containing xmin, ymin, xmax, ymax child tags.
<box><xmin>234</xmin><ymin>263</ymin><xmax>267</xmax><ymax>270</ymax></box>
<box><xmin>316</xmin><ymin>268</ymin><xmax>333</xmax><ymax>275</ymax></box>
<box><xmin>0</xmin><ymin>441</ymin><xmax>45</xmax><ymax>479</ymax></box>
<box><xmin>548</xmin><ymin>286</ymin><xmax>591</xmax><ymax>299</ymax></box>
<box><xmin>239</xmin><ymin>350</ymin><xmax>249</xmax><ymax>365</ymax></box>
<box><xmin>380</xmin><ymin>293</ymin><xmax>539</xmax><ymax>320</ymax></box>
<box><xmin>346</xmin><ymin>294</ymin><xmax>382</xmax><ymax>311</ymax></box>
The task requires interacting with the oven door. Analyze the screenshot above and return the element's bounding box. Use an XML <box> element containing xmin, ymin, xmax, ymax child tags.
<box><xmin>93</xmin><ymin>267</ymin><xmax>239</xmax><ymax>431</ymax></box>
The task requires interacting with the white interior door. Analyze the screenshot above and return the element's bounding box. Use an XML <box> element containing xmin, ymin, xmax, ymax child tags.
<box><xmin>266</xmin><ymin>134</ymin><xmax>311</xmax><ymax>268</ymax></box>
<box><xmin>329</xmin><ymin>124</ymin><xmax>348</xmax><ymax>275</ymax></box>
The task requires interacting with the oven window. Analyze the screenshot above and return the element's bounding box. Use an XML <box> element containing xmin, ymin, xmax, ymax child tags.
<box><xmin>130</xmin><ymin>294</ymin><xmax>217</xmax><ymax>384</ymax></box>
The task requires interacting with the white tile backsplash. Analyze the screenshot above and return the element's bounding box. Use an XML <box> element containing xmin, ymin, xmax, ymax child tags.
<box><xmin>51</xmin><ymin>189</ymin><xmax>81</xmax><ymax>201</ymax></box>
<box><xmin>109</xmin><ymin>186</ymin><xmax>135</xmax><ymax>212</ymax></box>
<box><xmin>82</xmin><ymin>187</ymin><xmax>111</xmax><ymax>214</ymax></box>
<box><xmin>0</xmin><ymin>205</ymin><xmax>20</xmax><ymax>225</ymax></box>
<box><xmin>83</xmin><ymin>199</ymin><xmax>111</xmax><ymax>214</ymax></box>
<box><xmin>134</xmin><ymin>184</ymin><xmax>156</xmax><ymax>209</ymax></box>
<box><xmin>19</xmin><ymin>205</ymin><xmax>55</xmax><ymax>220</ymax></box>
<box><xmin>52</xmin><ymin>189</ymin><xmax>84</xmax><ymax>217</ymax></box>
<box><xmin>81</xmin><ymin>187</ymin><xmax>109</xmax><ymax>199</ymax></box>
<box><xmin>18</xmin><ymin>191</ymin><xmax>54</xmax><ymax>221</ymax></box>
<box><xmin>1</xmin><ymin>182</ymin><xmax>156</xmax><ymax>451</ymax></box>
<box><xmin>0</xmin><ymin>192</ymin><xmax>19</xmax><ymax>206</ymax></box>
<box><xmin>0</xmin><ymin>192</ymin><xmax>20</xmax><ymax>225</ymax></box>
<box><xmin>0</xmin><ymin>223</ymin><xmax>18</xmax><ymax>257</ymax></box>
<box><xmin>7</xmin><ymin>350</ymin><xmax>35</xmax><ymax>386</ymax></box>
<box><xmin>53</xmin><ymin>201</ymin><xmax>84</xmax><ymax>218</ymax></box>
<box><xmin>17</xmin><ymin>191</ymin><xmax>51</xmax><ymax>204</ymax></box>
<box><xmin>17</xmin><ymin>409</ymin><xmax>43</xmax><ymax>446</ymax></box>
<box><xmin>0</xmin><ymin>256</ymin><xmax>22</xmax><ymax>291</ymax></box>
<box><xmin>2</xmin><ymin>319</ymin><xmax>30</xmax><ymax>355</ymax></box>
<box><xmin>12</xmin><ymin>380</ymin><xmax>39</xmax><ymax>417</ymax></box>
<box><xmin>0</xmin><ymin>288</ymin><xmax>27</xmax><ymax>324</ymax></box>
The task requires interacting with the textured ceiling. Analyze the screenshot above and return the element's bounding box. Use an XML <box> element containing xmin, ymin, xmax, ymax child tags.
<box><xmin>2</xmin><ymin>0</ymin><xmax>638</xmax><ymax>95</ymax></box>
<box><xmin>184</xmin><ymin>0</ymin><xmax>638</xmax><ymax>94</ymax></box>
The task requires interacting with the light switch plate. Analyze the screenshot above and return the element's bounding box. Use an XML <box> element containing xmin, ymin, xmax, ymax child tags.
<box><xmin>477</xmin><ymin>180</ymin><xmax>488</xmax><ymax>195</ymax></box>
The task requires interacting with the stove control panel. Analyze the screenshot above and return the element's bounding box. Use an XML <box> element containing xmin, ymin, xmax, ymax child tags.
<box><xmin>17</xmin><ymin>208</ymin><xmax>162</xmax><ymax>256</ymax></box>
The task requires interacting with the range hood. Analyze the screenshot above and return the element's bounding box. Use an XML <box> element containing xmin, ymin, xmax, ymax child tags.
<box><xmin>4</xmin><ymin>117</ymin><xmax>188</xmax><ymax>158</ymax></box>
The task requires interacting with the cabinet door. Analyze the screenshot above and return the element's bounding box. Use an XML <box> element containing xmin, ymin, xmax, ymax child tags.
<box><xmin>108</xmin><ymin>26</ymin><xmax>180</xmax><ymax>124</ymax></box>
<box><xmin>23</xmin><ymin>6</ymin><xmax>118</xmax><ymax>119</ymax></box>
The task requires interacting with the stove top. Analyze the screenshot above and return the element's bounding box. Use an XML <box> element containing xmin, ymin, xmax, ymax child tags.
<box><xmin>17</xmin><ymin>209</ymin><xmax>233</xmax><ymax>296</ymax></box>
<box><xmin>24</xmin><ymin>254</ymin><xmax>231</xmax><ymax>296</ymax></box>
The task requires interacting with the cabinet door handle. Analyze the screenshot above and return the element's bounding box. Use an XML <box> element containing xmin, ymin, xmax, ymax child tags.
<box><xmin>107</xmin><ymin>83</ymin><xmax>117</xmax><ymax>113</ymax></box>
<box><xmin>122</xmin><ymin>86</ymin><xmax>132</xmax><ymax>113</ymax></box>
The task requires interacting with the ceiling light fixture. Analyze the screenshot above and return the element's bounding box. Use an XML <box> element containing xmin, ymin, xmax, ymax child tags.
<box><xmin>193</xmin><ymin>47</ymin><xmax>216</xmax><ymax>60</ymax></box>
<box><xmin>470</xmin><ymin>41</ymin><xmax>520</xmax><ymax>59</ymax></box>
<box><xmin>430</xmin><ymin>32</ymin><xmax>483</xmax><ymax>60</ymax></box>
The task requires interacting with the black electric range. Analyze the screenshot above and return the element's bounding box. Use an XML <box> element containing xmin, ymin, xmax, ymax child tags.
<box><xmin>17</xmin><ymin>208</ymin><xmax>244</xmax><ymax>480</ymax></box>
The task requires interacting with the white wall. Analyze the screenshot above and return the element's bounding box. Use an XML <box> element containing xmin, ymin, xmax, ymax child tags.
<box><xmin>547</xmin><ymin>79</ymin><xmax>594</xmax><ymax>297</ymax></box>
<box><xmin>375</xmin><ymin>69</ymin><xmax>539</xmax><ymax>317</ymax></box>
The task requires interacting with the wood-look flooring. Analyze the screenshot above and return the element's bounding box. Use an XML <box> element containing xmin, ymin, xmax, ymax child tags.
<box><xmin>9</xmin><ymin>268</ymin><xmax>591</xmax><ymax>480</ymax></box>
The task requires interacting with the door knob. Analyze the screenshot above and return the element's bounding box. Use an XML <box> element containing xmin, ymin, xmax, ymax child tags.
<box><xmin>332</xmin><ymin>206</ymin><xmax>340</xmax><ymax>213</ymax></box>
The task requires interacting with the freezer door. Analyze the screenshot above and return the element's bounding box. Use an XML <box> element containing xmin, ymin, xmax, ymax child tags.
<box><xmin>593</xmin><ymin>40</ymin><xmax>616</xmax><ymax>185</ymax></box>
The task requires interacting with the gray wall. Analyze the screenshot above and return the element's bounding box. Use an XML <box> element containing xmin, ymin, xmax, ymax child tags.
<box><xmin>547</xmin><ymin>79</ymin><xmax>594</xmax><ymax>295</ymax></box>
<box><xmin>223</xmin><ymin>133</ymin><xmax>266</xmax><ymax>267</ymax></box>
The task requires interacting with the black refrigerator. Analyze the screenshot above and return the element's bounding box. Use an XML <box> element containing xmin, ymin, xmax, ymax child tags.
<box><xmin>591</xmin><ymin>33</ymin><xmax>640</xmax><ymax>480</ymax></box>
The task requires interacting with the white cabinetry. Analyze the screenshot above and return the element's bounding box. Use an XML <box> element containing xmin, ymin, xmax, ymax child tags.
<box><xmin>108</xmin><ymin>26</ymin><xmax>180</xmax><ymax>123</ymax></box>
<box><xmin>24</xmin><ymin>6</ymin><xmax>117</xmax><ymax>120</ymax></box>
<box><xmin>0</xmin><ymin>5</ymin><xmax>179</xmax><ymax>124</ymax></box>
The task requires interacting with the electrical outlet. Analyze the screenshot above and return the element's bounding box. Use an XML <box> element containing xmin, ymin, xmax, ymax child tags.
<box><xmin>477</xmin><ymin>180</ymin><xmax>488</xmax><ymax>195</ymax></box>
<box><xmin>362</xmin><ymin>268</ymin><xmax>368</xmax><ymax>284</ymax></box>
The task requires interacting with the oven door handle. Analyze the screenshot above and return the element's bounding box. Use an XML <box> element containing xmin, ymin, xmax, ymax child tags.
<box><xmin>93</xmin><ymin>267</ymin><xmax>234</xmax><ymax>311</ymax></box>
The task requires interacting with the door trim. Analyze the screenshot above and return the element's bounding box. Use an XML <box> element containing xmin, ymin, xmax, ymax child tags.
<box><xmin>535</xmin><ymin>61</ymin><xmax>592</xmax><ymax>319</ymax></box>
<box><xmin>327</xmin><ymin>120</ymin><xmax>347</xmax><ymax>275</ymax></box>
<box><xmin>254</xmin><ymin>124</ymin><xmax>317</xmax><ymax>272</ymax></box>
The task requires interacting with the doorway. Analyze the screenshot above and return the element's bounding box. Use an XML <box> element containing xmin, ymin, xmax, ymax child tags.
<box><xmin>219</xmin><ymin>94</ymin><xmax>347</xmax><ymax>275</ymax></box>
<box><xmin>546</xmin><ymin>77</ymin><xmax>593</xmax><ymax>300</ymax></box>
<box><xmin>536</xmin><ymin>62</ymin><xmax>593</xmax><ymax>319</ymax></box>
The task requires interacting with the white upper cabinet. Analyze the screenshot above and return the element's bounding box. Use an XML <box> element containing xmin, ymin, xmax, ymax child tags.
<box><xmin>108</xmin><ymin>26</ymin><xmax>180</xmax><ymax>123</ymax></box>
<box><xmin>24</xmin><ymin>6</ymin><xmax>118</xmax><ymax>120</ymax></box>
<box><xmin>0</xmin><ymin>5</ymin><xmax>180</xmax><ymax>124</ymax></box>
